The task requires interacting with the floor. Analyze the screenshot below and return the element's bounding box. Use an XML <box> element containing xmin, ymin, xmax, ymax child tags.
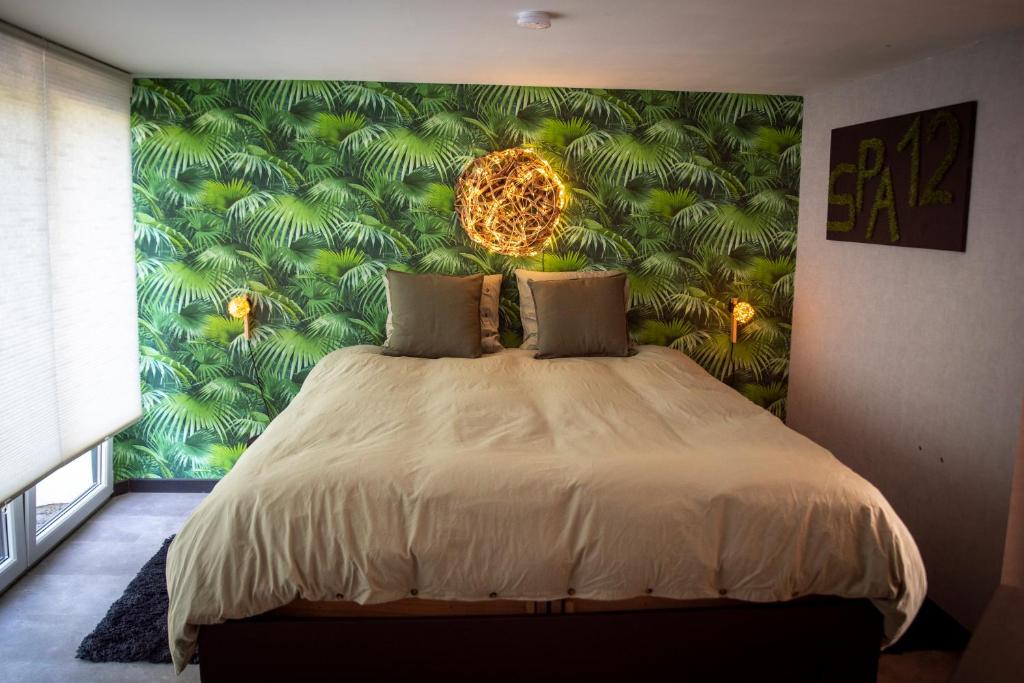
<box><xmin>0</xmin><ymin>492</ymin><xmax>960</xmax><ymax>682</ymax></box>
<box><xmin>0</xmin><ymin>493</ymin><xmax>204</xmax><ymax>683</ymax></box>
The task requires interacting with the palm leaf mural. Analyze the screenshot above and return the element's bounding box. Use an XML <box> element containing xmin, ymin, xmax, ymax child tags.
<box><xmin>755</xmin><ymin>126</ymin><xmax>802</xmax><ymax>171</ymax></box>
<box><xmin>420</xmin><ymin>110</ymin><xmax>472</xmax><ymax>140</ymax></box>
<box><xmin>141</xmin><ymin>260</ymin><xmax>232</xmax><ymax>309</ymax></box>
<box><xmin>338</xmin><ymin>214</ymin><xmax>416</xmax><ymax>256</ymax></box>
<box><xmin>277</xmin><ymin>98</ymin><xmax>326</xmax><ymax>136</ymax></box>
<box><xmin>192</xmin><ymin>107</ymin><xmax>245</xmax><ymax>136</ymax></box>
<box><xmin>135</xmin><ymin>125</ymin><xmax>231</xmax><ymax>175</ymax></box>
<box><xmin>227</xmin><ymin>145</ymin><xmax>304</xmax><ymax>187</ymax></box>
<box><xmin>471</xmin><ymin>85</ymin><xmax>569</xmax><ymax>114</ymax></box>
<box><xmin>114</xmin><ymin>435</ymin><xmax>164</xmax><ymax>480</ymax></box>
<box><xmin>635</xmin><ymin>318</ymin><xmax>706</xmax><ymax>353</ymax></box>
<box><xmin>647</xmin><ymin>188</ymin><xmax>715</xmax><ymax>231</ymax></box>
<box><xmin>359</xmin><ymin>127</ymin><xmax>459</xmax><ymax>178</ymax></box>
<box><xmin>740</xmin><ymin>381</ymin><xmax>788</xmax><ymax>419</ymax></box>
<box><xmin>255</xmin><ymin>328</ymin><xmax>329</xmax><ymax>377</ymax></box>
<box><xmin>691</xmin><ymin>204</ymin><xmax>782</xmax><ymax>253</ymax></box>
<box><xmin>313</xmin><ymin>247</ymin><xmax>367</xmax><ymax>279</ymax></box>
<box><xmin>147</xmin><ymin>393</ymin><xmax>236</xmax><ymax>441</ymax></box>
<box><xmin>313</xmin><ymin>111</ymin><xmax>386</xmax><ymax>152</ymax></box>
<box><xmin>134</xmin><ymin>212</ymin><xmax>192</xmax><ymax>252</ymax></box>
<box><xmin>690</xmin><ymin>92</ymin><xmax>791</xmax><ymax>123</ymax></box>
<box><xmin>564</xmin><ymin>89</ymin><xmax>640</xmax><ymax>126</ymax></box>
<box><xmin>249</xmin><ymin>194</ymin><xmax>344</xmax><ymax>244</ymax></box>
<box><xmin>132</xmin><ymin>79</ymin><xmax>190</xmax><ymax>117</ymax></box>
<box><xmin>584</xmin><ymin>133</ymin><xmax>681</xmax><ymax>183</ymax></box>
<box><xmin>337</xmin><ymin>82</ymin><xmax>416</xmax><ymax>118</ymax></box>
<box><xmin>559</xmin><ymin>218</ymin><xmax>638</xmax><ymax>259</ymax></box>
<box><xmin>536</xmin><ymin>117</ymin><xmax>595</xmax><ymax>152</ymax></box>
<box><xmin>242</xmin><ymin>80</ymin><xmax>344</xmax><ymax>110</ymax></box>
<box><xmin>188</xmin><ymin>341</ymin><xmax>234</xmax><ymax>379</ymax></box>
<box><xmin>139</xmin><ymin>345</ymin><xmax>196</xmax><ymax>385</ymax></box>
<box><xmin>120</xmin><ymin>77</ymin><xmax>802</xmax><ymax>479</ymax></box>
<box><xmin>209</xmin><ymin>443</ymin><xmax>248</xmax><ymax>474</ymax></box>
<box><xmin>674</xmin><ymin>154</ymin><xmax>745</xmax><ymax>196</ymax></box>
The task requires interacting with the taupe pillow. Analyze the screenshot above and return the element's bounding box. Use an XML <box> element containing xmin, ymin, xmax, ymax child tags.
<box><xmin>382</xmin><ymin>271</ymin><xmax>483</xmax><ymax>358</ymax></box>
<box><xmin>385</xmin><ymin>273</ymin><xmax>503</xmax><ymax>353</ymax></box>
<box><xmin>477</xmin><ymin>274</ymin><xmax>503</xmax><ymax>353</ymax></box>
<box><xmin>528</xmin><ymin>274</ymin><xmax>631</xmax><ymax>359</ymax></box>
<box><xmin>515</xmin><ymin>269</ymin><xmax>629</xmax><ymax>349</ymax></box>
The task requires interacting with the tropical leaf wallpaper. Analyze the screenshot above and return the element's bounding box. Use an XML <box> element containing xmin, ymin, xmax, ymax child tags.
<box><xmin>116</xmin><ymin>79</ymin><xmax>802</xmax><ymax>480</ymax></box>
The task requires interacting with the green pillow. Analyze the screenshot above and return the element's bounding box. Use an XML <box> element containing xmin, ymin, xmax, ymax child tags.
<box><xmin>528</xmin><ymin>274</ymin><xmax>632</xmax><ymax>359</ymax></box>
<box><xmin>382</xmin><ymin>271</ymin><xmax>483</xmax><ymax>358</ymax></box>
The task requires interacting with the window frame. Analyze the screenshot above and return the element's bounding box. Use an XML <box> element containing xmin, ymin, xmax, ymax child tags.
<box><xmin>0</xmin><ymin>495</ymin><xmax>27</xmax><ymax>593</ymax></box>
<box><xmin>0</xmin><ymin>438</ymin><xmax>112</xmax><ymax>592</ymax></box>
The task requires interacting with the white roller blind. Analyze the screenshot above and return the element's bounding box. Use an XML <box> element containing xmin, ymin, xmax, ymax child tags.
<box><xmin>0</xmin><ymin>25</ymin><xmax>140</xmax><ymax>503</ymax></box>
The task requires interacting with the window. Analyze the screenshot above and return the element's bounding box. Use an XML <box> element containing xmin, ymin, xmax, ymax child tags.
<box><xmin>0</xmin><ymin>23</ymin><xmax>140</xmax><ymax>505</ymax></box>
<box><xmin>0</xmin><ymin>505</ymin><xmax>11</xmax><ymax>565</ymax></box>
<box><xmin>0</xmin><ymin>440</ymin><xmax>111</xmax><ymax>593</ymax></box>
<box><xmin>33</xmin><ymin>449</ymin><xmax>102</xmax><ymax>536</ymax></box>
<box><xmin>0</xmin><ymin>497</ymin><xmax>26</xmax><ymax>593</ymax></box>
<box><xmin>0</xmin><ymin>24</ymin><xmax>132</xmax><ymax>594</ymax></box>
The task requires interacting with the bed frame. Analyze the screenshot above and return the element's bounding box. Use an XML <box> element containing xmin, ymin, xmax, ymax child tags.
<box><xmin>197</xmin><ymin>595</ymin><xmax>882</xmax><ymax>682</ymax></box>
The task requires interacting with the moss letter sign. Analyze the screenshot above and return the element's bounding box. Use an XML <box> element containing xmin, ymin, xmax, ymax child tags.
<box><xmin>826</xmin><ymin>101</ymin><xmax>975</xmax><ymax>251</ymax></box>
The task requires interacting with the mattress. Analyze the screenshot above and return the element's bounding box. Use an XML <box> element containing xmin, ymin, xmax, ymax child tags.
<box><xmin>166</xmin><ymin>345</ymin><xmax>926</xmax><ymax>672</ymax></box>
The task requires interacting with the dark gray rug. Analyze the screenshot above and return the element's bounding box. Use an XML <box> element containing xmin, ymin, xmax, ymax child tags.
<box><xmin>76</xmin><ymin>536</ymin><xmax>197</xmax><ymax>664</ymax></box>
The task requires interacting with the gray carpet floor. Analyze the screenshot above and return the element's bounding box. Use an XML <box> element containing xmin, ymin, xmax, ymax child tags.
<box><xmin>0</xmin><ymin>491</ymin><xmax>959</xmax><ymax>682</ymax></box>
<box><xmin>0</xmin><ymin>493</ymin><xmax>203</xmax><ymax>682</ymax></box>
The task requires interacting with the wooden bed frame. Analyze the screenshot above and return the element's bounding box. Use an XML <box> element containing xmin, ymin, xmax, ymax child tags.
<box><xmin>197</xmin><ymin>595</ymin><xmax>882</xmax><ymax>681</ymax></box>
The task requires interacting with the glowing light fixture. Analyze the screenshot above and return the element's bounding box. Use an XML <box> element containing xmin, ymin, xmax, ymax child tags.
<box><xmin>227</xmin><ymin>292</ymin><xmax>275</xmax><ymax>423</ymax></box>
<box><xmin>455</xmin><ymin>148</ymin><xmax>567</xmax><ymax>257</ymax></box>
<box><xmin>729</xmin><ymin>298</ymin><xmax>755</xmax><ymax>343</ymax></box>
<box><xmin>227</xmin><ymin>294</ymin><xmax>252</xmax><ymax>339</ymax></box>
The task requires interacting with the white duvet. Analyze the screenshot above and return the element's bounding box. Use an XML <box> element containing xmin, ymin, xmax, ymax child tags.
<box><xmin>167</xmin><ymin>345</ymin><xmax>926</xmax><ymax>672</ymax></box>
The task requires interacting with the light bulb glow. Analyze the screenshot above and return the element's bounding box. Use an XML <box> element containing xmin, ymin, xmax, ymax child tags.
<box><xmin>227</xmin><ymin>295</ymin><xmax>251</xmax><ymax>320</ymax></box>
<box><xmin>455</xmin><ymin>148</ymin><xmax>566</xmax><ymax>256</ymax></box>
<box><xmin>732</xmin><ymin>301</ymin><xmax>755</xmax><ymax>325</ymax></box>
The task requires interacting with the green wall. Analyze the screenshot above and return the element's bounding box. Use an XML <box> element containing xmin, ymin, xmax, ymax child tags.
<box><xmin>116</xmin><ymin>79</ymin><xmax>802</xmax><ymax>480</ymax></box>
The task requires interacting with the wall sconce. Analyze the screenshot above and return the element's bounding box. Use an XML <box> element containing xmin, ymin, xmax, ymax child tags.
<box><xmin>227</xmin><ymin>293</ymin><xmax>274</xmax><ymax>430</ymax></box>
<box><xmin>227</xmin><ymin>294</ymin><xmax>252</xmax><ymax>340</ymax></box>
<box><xmin>729</xmin><ymin>298</ymin><xmax>755</xmax><ymax>343</ymax></box>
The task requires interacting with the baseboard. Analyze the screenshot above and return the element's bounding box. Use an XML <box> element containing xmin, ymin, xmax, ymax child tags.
<box><xmin>112</xmin><ymin>478</ymin><xmax>218</xmax><ymax>495</ymax></box>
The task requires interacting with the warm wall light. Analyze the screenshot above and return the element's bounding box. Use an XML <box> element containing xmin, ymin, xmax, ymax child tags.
<box><xmin>227</xmin><ymin>294</ymin><xmax>252</xmax><ymax>339</ymax></box>
<box><xmin>455</xmin><ymin>147</ymin><xmax>566</xmax><ymax>257</ymax></box>
<box><xmin>227</xmin><ymin>292</ymin><xmax>274</xmax><ymax>425</ymax></box>
<box><xmin>729</xmin><ymin>298</ymin><xmax>755</xmax><ymax>343</ymax></box>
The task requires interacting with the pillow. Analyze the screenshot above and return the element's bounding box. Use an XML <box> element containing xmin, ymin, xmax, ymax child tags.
<box><xmin>382</xmin><ymin>271</ymin><xmax>483</xmax><ymax>358</ymax></box>
<box><xmin>515</xmin><ymin>269</ymin><xmax>629</xmax><ymax>349</ymax></box>
<box><xmin>385</xmin><ymin>273</ymin><xmax>503</xmax><ymax>353</ymax></box>
<box><xmin>528</xmin><ymin>274</ymin><xmax>632</xmax><ymax>359</ymax></box>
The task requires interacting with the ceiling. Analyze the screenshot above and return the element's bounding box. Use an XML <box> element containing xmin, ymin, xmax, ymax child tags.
<box><xmin>1</xmin><ymin>0</ymin><xmax>1021</xmax><ymax>94</ymax></box>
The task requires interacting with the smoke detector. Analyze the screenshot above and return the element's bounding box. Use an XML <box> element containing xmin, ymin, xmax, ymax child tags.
<box><xmin>517</xmin><ymin>11</ymin><xmax>552</xmax><ymax>29</ymax></box>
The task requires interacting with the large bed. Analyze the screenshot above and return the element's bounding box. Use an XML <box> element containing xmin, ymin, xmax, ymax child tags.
<box><xmin>167</xmin><ymin>345</ymin><xmax>926</xmax><ymax>679</ymax></box>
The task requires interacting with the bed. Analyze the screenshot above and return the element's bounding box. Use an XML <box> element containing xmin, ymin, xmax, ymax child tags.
<box><xmin>166</xmin><ymin>345</ymin><xmax>926</xmax><ymax>680</ymax></box>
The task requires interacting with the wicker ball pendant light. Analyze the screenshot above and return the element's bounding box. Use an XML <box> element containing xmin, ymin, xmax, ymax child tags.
<box><xmin>455</xmin><ymin>148</ymin><xmax>567</xmax><ymax>257</ymax></box>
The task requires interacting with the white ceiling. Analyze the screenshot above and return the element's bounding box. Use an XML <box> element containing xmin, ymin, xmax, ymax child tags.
<box><xmin>1</xmin><ymin>0</ymin><xmax>1022</xmax><ymax>94</ymax></box>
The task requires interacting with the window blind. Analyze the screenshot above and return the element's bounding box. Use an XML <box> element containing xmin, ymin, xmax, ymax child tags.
<box><xmin>0</xmin><ymin>24</ymin><xmax>140</xmax><ymax>503</ymax></box>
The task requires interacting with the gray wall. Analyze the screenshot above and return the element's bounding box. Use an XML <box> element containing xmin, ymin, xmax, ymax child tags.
<box><xmin>788</xmin><ymin>29</ymin><xmax>1024</xmax><ymax>628</ymax></box>
<box><xmin>1003</xmin><ymin>403</ymin><xmax>1024</xmax><ymax>588</ymax></box>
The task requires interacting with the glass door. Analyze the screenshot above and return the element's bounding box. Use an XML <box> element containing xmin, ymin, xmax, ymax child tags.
<box><xmin>0</xmin><ymin>439</ymin><xmax>111</xmax><ymax>591</ymax></box>
<box><xmin>25</xmin><ymin>440</ymin><xmax>111</xmax><ymax>563</ymax></box>
<box><xmin>0</xmin><ymin>496</ymin><xmax>27</xmax><ymax>593</ymax></box>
